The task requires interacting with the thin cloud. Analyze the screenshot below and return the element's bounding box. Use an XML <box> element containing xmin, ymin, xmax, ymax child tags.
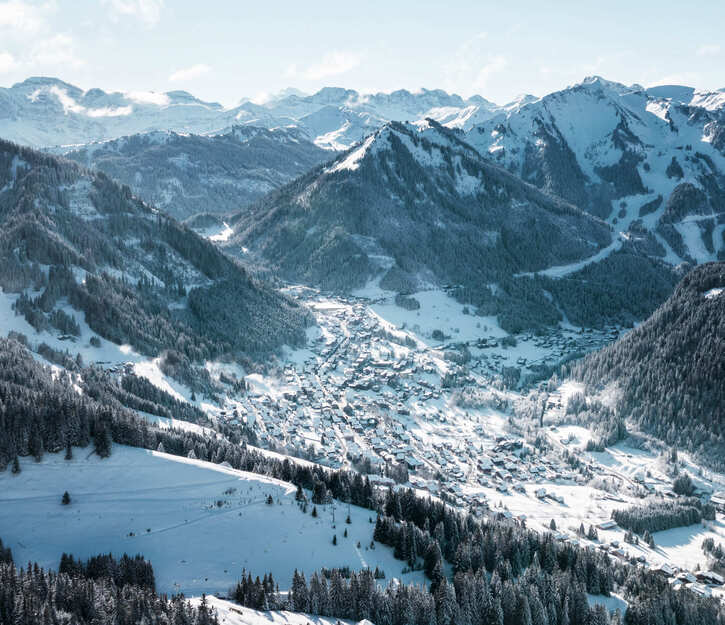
<box><xmin>473</xmin><ymin>55</ymin><xmax>507</xmax><ymax>91</ymax></box>
<box><xmin>104</xmin><ymin>0</ymin><xmax>164</xmax><ymax>27</ymax></box>
<box><xmin>444</xmin><ymin>32</ymin><xmax>508</xmax><ymax>96</ymax></box>
<box><xmin>697</xmin><ymin>44</ymin><xmax>721</xmax><ymax>57</ymax></box>
<box><xmin>169</xmin><ymin>63</ymin><xmax>211</xmax><ymax>83</ymax></box>
<box><xmin>0</xmin><ymin>0</ymin><xmax>48</xmax><ymax>32</ymax></box>
<box><xmin>0</xmin><ymin>51</ymin><xmax>17</xmax><ymax>73</ymax></box>
<box><xmin>648</xmin><ymin>72</ymin><xmax>702</xmax><ymax>87</ymax></box>
<box><xmin>31</xmin><ymin>33</ymin><xmax>84</xmax><ymax>69</ymax></box>
<box><xmin>288</xmin><ymin>50</ymin><xmax>362</xmax><ymax>81</ymax></box>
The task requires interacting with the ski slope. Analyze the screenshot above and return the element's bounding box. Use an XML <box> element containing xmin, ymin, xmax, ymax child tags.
<box><xmin>0</xmin><ymin>445</ymin><xmax>424</xmax><ymax>595</ymax></box>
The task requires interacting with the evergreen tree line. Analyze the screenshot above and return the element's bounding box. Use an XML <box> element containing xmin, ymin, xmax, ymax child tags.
<box><xmin>0</xmin><ymin>137</ymin><xmax>311</xmax><ymax>368</ymax></box>
<box><xmin>702</xmin><ymin>538</ymin><xmax>725</xmax><ymax>570</ymax></box>
<box><xmin>568</xmin><ymin>262</ymin><xmax>725</xmax><ymax>470</ymax></box>
<box><xmin>233</xmin><ymin>547</ymin><xmax>725</xmax><ymax>625</ymax></box>
<box><xmin>0</xmin><ymin>545</ymin><xmax>217</xmax><ymax>625</ymax></box>
<box><xmin>58</xmin><ymin>552</ymin><xmax>155</xmax><ymax>592</ymax></box>
<box><xmin>612</xmin><ymin>499</ymin><xmax>715</xmax><ymax>536</ymax></box>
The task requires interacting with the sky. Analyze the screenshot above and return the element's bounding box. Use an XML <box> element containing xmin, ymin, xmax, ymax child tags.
<box><xmin>0</xmin><ymin>0</ymin><xmax>723</xmax><ymax>106</ymax></box>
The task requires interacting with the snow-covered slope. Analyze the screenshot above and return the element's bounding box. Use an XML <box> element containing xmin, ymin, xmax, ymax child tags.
<box><xmin>465</xmin><ymin>76</ymin><xmax>725</xmax><ymax>268</ymax></box>
<box><xmin>0</xmin><ymin>445</ymin><xmax>423</xmax><ymax>595</ymax></box>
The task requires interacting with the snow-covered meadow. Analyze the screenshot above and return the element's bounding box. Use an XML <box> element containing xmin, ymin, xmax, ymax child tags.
<box><xmin>0</xmin><ymin>445</ymin><xmax>424</xmax><ymax>595</ymax></box>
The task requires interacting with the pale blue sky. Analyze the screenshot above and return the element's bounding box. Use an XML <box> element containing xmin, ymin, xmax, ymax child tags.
<box><xmin>1</xmin><ymin>0</ymin><xmax>723</xmax><ymax>105</ymax></box>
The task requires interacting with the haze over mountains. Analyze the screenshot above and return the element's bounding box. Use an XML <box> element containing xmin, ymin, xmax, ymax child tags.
<box><xmin>0</xmin><ymin>76</ymin><xmax>508</xmax><ymax>149</ymax></box>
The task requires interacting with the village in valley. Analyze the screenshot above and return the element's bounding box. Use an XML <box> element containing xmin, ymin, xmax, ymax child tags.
<box><xmin>194</xmin><ymin>285</ymin><xmax>725</xmax><ymax>600</ymax></box>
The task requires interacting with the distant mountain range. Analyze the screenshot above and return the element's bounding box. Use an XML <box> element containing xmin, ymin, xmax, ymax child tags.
<box><xmin>63</xmin><ymin>126</ymin><xmax>331</xmax><ymax>220</ymax></box>
<box><xmin>0</xmin><ymin>76</ymin><xmax>532</xmax><ymax>149</ymax></box>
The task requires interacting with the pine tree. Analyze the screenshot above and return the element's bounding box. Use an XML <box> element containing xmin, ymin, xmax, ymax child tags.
<box><xmin>11</xmin><ymin>455</ymin><xmax>20</xmax><ymax>474</ymax></box>
<box><xmin>61</xmin><ymin>491</ymin><xmax>71</xmax><ymax>505</ymax></box>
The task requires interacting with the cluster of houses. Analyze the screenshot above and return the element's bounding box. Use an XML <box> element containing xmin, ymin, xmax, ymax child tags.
<box><xmin>206</xmin><ymin>290</ymin><xmax>725</xmax><ymax>597</ymax></box>
<box><xmin>466</xmin><ymin>325</ymin><xmax>620</xmax><ymax>376</ymax></box>
<box><xmin>654</xmin><ymin>563</ymin><xmax>724</xmax><ymax>595</ymax></box>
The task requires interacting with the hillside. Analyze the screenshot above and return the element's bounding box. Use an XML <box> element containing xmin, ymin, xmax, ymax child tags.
<box><xmin>228</xmin><ymin>119</ymin><xmax>679</xmax><ymax>332</ymax></box>
<box><xmin>568</xmin><ymin>261</ymin><xmax>725</xmax><ymax>465</ymax></box>
<box><xmin>466</xmin><ymin>76</ymin><xmax>725</xmax><ymax>266</ymax></box>
<box><xmin>0</xmin><ymin>139</ymin><xmax>311</xmax><ymax>372</ymax></box>
<box><xmin>63</xmin><ymin>126</ymin><xmax>332</xmax><ymax>220</ymax></box>
<box><xmin>228</xmin><ymin>120</ymin><xmax>611</xmax><ymax>289</ymax></box>
<box><xmin>0</xmin><ymin>445</ymin><xmax>421</xmax><ymax>595</ymax></box>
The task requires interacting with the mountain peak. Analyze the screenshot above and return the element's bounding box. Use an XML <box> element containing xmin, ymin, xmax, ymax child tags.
<box><xmin>575</xmin><ymin>75</ymin><xmax>638</xmax><ymax>95</ymax></box>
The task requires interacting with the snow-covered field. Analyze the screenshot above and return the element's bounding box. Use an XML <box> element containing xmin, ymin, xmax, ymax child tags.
<box><xmin>0</xmin><ymin>445</ymin><xmax>424</xmax><ymax>595</ymax></box>
<box><xmin>189</xmin><ymin>596</ymin><xmax>359</xmax><ymax>625</ymax></box>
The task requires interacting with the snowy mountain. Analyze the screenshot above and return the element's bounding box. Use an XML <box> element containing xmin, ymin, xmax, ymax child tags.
<box><xmin>0</xmin><ymin>77</ymin><xmax>513</xmax><ymax>150</ymax></box>
<box><xmin>465</xmin><ymin>76</ymin><xmax>725</xmax><ymax>267</ymax></box>
<box><xmin>227</xmin><ymin>119</ymin><xmax>611</xmax><ymax>330</ymax></box>
<box><xmin>0</xmin><ymin>77</ymin><xmax>232</xmax><ymax>147</ymax></box>
<box><xmin>62</xmin><ymin>126</ymin><xmax>332</xmax><ymax>220</ymax></box>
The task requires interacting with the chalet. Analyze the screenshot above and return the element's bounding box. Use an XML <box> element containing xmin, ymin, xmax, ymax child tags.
<box><xmin>677</xmin><ymin>572</ymin><xmax>697</xmax><ymax>584</ymax></box>
<box><xmin>654</xmin><ymin>564</ymin><xmax>677</xmax><ymax>578</ymax></box>
<box><xmin>406</xmin><ymin>457</ymin><xmax>422</xmax><ymax>470</ymax></box>
<box><xmin>689</xmin><ymin>583</ymin><xmax>712</xmax><ymax>597</ymax></box>
<box><xmin>597</xmin><ymin>519</ymin><xmax>618</xmax><ymax>531</ymax></box>
<box><xmin>710</xmin><ymin>491</ymin><xmax>725</xmax><ymax>512</ymax></box>
<box><xmin>696</xmin><ymin>571</ymin><xmax>724</xmax><ymax>586</ymax></box>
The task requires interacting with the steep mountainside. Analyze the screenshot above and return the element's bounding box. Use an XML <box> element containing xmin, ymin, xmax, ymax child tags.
<box><xmin>228</xmin><ymin>120</ymin><xmax>613</xmax><ymax>327</ymax></box>
<box><xmin>63</xmin><ymin>126</ymin><xmax>331</xmax><ymax>220</ymax></box>
<box><xmin>466</xmin><ymin>76</ymin><xmax>725</xmax><ymax>266</ymax></box>
<box><xmin>0</xmin><ymin>139</ymin><xmax>310</xmax><ymax>369</ymax></box>
<box><xmin>569</xmin><ymin>262</ymin><xmax>725</xmax><ymax>466</ymax></box>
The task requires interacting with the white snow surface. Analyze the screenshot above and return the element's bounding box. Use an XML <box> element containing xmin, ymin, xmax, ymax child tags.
<box><xmin>189</xmin><ymin>596</ymin><xmax>360</xmax><ymax>625</ymax></box>
<box><xmin>0</xmin><ymin>445</ymin><xmax>424</xmax><ymax>595</ymax></box>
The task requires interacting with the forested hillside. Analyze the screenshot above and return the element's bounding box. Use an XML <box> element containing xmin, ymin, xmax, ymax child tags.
<box><xmin>0</xmin><ymin>139</ymin><xmax>311</xmax><ymax>365</ymax></box>
<box><xmin>569</xmin><ymin>262</ymin><xmax>725</xmax><ymax>466</ymax></box>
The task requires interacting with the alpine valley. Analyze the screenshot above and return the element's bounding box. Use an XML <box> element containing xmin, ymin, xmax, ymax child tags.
<box><xmin>1</xmin><ymin>73</ymin><xmax>725</xmax><ymax>625</ymax></box>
